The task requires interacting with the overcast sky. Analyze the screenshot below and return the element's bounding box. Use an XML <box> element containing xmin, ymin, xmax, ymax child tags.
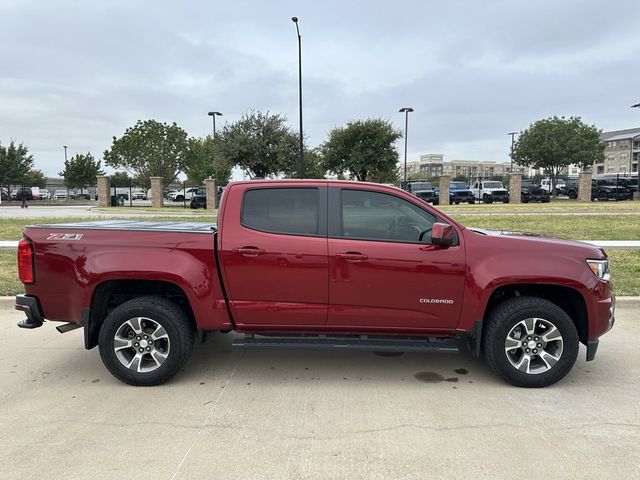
<box><xmin>1</xmin><ymin>0</ymin><xmax>639</xmax><ymax>178</ymax></box>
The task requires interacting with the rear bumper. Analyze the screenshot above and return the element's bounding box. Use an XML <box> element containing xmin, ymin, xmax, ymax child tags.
<box><xmin>15</xmin><ymin>294</ymin><xmax>44</xmax><ymax>329</ymax></box>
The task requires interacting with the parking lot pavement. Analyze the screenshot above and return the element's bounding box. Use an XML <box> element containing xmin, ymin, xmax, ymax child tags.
<box><xmin>1</xmin><ymin>305</ymin><xmax>638</xmax><ymax>480</ymax></box>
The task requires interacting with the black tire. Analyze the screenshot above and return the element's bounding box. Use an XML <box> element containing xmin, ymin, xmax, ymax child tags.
<box><xmin>98</xmin><ymin>296</ymin><xmax>194</xmax><ymax>386</ymax></box>
<box><xmin>568</xmin><ymin>191</ymin><xmax>577</xmax><ymax>200</ymax></box>
<box><xmin>483</xmin><ymin>296</ymin><xmax>579</xmax><ymax>388</ymax></box>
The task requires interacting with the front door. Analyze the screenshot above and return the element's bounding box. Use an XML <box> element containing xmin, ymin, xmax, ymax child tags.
<box><xmin>327</xmin><ymin>187</ymin><xmax>465</xmax><ymax>331</ymax></box>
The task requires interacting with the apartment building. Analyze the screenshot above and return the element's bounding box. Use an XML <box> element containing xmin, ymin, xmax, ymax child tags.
<box><xmin>597</xmin><ymin>128</ymin><xmax>640</xmax><ymax>175</ymax></box>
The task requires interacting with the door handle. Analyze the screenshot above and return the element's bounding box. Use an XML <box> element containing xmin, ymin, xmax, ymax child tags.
<box><xmin>232</xmin><ymin>247</ymin><xmax>266</xmax><ymax>256</ymax></box>
<box><xmin>336</xmin><ymin>252</ymin><xmax>368</xmax><ymax>262</ymax></box>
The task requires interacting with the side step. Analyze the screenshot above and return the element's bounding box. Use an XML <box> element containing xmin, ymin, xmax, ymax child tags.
<box><xmin>232</xmin><ymin>334</ymin><xmax>460</xmax><ymax>353</ymax></box>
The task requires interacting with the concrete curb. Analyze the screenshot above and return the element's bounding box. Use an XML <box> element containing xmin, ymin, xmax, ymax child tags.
<box><xmin>2</xmin><ymin>296</ymin><xmax>639</xmax><ymax>311</ymax></box>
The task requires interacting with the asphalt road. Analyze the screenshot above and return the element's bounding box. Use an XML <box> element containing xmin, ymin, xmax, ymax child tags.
<box><xmin>1</xmin><ymin>301</ymin><xmax>638</xmax><ymax>480</ymax></box>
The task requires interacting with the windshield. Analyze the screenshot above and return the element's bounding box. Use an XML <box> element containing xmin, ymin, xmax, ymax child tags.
<box><xmin>483</xmin><ymin>182</ymin><xmax>503</xmax><ymax>188</ymax></box>
<box><xmin>451</xmin><ymin>182</ymin><xmax>469</xmax><ymax>189</ymax></box>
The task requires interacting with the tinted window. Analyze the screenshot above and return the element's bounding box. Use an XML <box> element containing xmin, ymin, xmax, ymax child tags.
<box><xmin>341</xmin><ymin>189</ymin><xmax>436</xmax><ymax>243</ymax></box>
<box><xmin>242</xmin><ymin>188</ymin><xmax>319</xmax><ymax>235</ymax></box>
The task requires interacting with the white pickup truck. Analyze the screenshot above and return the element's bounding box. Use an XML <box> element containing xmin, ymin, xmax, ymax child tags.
<box><xmin>540</xmin><ymin>178</ymin><xmax>566</xmax><ymax>194</ymax></box>
<box><xmin>470</xmin><ymin>180</ymin><xmax>509</xmax><ymax>204</ymax></box>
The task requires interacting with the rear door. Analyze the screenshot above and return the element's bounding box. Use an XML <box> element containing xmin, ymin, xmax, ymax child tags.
<box><xmin>219</xmin><ymin>185</ymin><xmax>328</xmax><ymax>327</ymax></box>
<box><xmin>327</xmin><ymin>187</ymin><xmax>465</xmax><ymax>331</ymax></box>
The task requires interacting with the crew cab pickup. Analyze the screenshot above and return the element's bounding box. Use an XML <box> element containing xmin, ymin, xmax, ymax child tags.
<box><xmin>15</xmin><ymin>180</ymin><xmax>615</xmax><ymax>387</ymax></box>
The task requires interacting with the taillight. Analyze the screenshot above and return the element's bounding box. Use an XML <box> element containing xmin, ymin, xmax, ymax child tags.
<box><xmin>18</xmin><ymin>240</ymin><xmax>34</xmax><ymax>284</ymax></box>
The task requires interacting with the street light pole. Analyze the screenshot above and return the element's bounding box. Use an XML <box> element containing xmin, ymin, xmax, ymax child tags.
<box><xmin>508</xmin><ymin>132</ymin><xmax>517</xmax><ymax>173</ymax></box>
<box><xmin>399</xmin><ymin>107</ymin><xmax>414</xmax><ymax>188</ymax></box>
<box><xmin>292</xmin><ymin>16</ymin><xmax>304</xmax><ymax>179</ymax></box>
<box><xmin>632</xmin><ymin>103</ymin><xmax>640</xmax><ymax>200</ymax></box>
<box><xmin>63</xmin><ymin>145</ymin><xmax>68</xmax><ymax>163</ymax></box>
<box><xmin>208</xmin><ymin>112</ymin><xmax>223</xmax><ymax>178</ymax></box>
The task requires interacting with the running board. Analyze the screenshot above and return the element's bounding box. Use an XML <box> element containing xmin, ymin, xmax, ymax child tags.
<box><xmin>232</xmin><ymin>334</ymin><xmax>460</xmax><ymax>353</ymax></box>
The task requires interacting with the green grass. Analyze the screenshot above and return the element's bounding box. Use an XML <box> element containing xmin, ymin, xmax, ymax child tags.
<box><xmin>0</xmin><ymin>250</ymin><xmax>21</xmax><ymax>296</ymax></box>
<box><xmin>608</xmin><ymin>250</ymin><xmax>640</xmax><ymax>296</ymax></box>
<box><xmin>439</xmin><ymin>198</ymin><xmax>640</xmax><ymax>214</ymax></box>
<box><xmin>449</xmin><ymin>214</ymin><xmax>640</xmax><ymax>240</ymax></box>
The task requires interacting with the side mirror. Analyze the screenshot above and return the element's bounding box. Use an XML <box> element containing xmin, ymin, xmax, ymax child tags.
<box><xmin>431</xmin><ymin>222</ymin><xmax>455</xmax><ymax>247</ymax></box>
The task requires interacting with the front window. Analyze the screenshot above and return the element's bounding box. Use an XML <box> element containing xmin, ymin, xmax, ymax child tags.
<box><xmin>340</xmin><ymin>189</ymin><xmax>437</xmax><ymax>243</ymax></box>
<box><xmin>482</xmin><ymin>182</ymin><xmax>503</xmax><ymax>189</ymax></box>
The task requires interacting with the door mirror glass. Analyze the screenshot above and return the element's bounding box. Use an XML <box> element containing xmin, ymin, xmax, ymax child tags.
<box><xmin>431</xmin><ymin>222</ymin><xmax>455</xmax><ymax>247</ymax></box>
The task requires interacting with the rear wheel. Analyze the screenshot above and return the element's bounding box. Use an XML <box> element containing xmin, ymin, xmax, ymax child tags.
<box><xmin>98</xmin><ymin>296</ymin><xmax>194</xmax><ymax>386</ymax></box>
<box><xmin>484</xmin><ymin>296</ymin><xmax>578</xmax><ymax>388</ymax></box>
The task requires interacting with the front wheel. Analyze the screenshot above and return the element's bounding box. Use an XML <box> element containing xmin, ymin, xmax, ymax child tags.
<box><xmin>98</xmin><ymin>296</ymin><xmax>194</xmax><ymax>386</ymax></box>
<box><xmin>483</xmin><ymin>296</ymin><xmax>578</xmax><ymax>388</ymax></box>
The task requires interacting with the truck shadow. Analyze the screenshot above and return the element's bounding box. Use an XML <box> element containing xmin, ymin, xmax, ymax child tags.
<box><xmin>182</xmin><ymin>332</ymin><xmax>501</xmax><ymax>387</ymax></box>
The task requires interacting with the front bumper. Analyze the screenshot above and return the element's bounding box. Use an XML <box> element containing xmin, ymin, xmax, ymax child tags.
<box><xmin>15</xmin><ymin>294</ymin><xmax>44</xmax><ymax>329</ymax></box>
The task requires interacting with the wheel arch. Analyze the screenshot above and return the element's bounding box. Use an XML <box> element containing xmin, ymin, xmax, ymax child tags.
<box><xmin>482</xmin><ymin>283</ymin><xmax>588</xmax><ymax>345</ymax></box>
<box><xmin>85</xmin><ymin>280</ymin><xmax>195</xmax><ymax>349</ymax></box>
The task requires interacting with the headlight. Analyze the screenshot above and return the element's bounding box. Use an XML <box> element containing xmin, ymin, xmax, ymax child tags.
<box><xmin>587</xmin><ymin>259</ymin><xmax>611</xmax><ymax>281</ymax></box>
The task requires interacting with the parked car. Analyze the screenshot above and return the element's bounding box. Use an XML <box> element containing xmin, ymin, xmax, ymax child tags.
<box><xmin>0</xmin><ymin>187</ymin><xmax>8</xmax><ymax>201</ymax></box>
<box><xmin>169</xmin><ymin>187</ymin><xmax>200</xmax><ymax>202</ymax></box>
<box><xmin>601</xmin><ymin>175</ymin><xmax>638</xmax><ymax>194</ymax></box>
<box><xmin>562</xmin><ymin>179</ymin><xmax>579</xmax><ymax>199</ymax></box>
<box><xmin>189</xmin><ymin>188</ymin><xmax>207</xmax><ymax>209</ymax></box>
<box><xmin>591</xmin><ymin>179</ymin><xmax>632</xmax><ymax>201</ymax></box>
<box><xmin>13</xmin><ymin>187</ymin><xmax>33</xmax><ymax>201</ymax></box>
<box><xmin>471</xmin><ymin>181</ymin><xmax>509</xmax><ymax>203</ymax></box>
<box><xmin>53</xmin><ymin>189</ymin><xmax>68</xmax><ymax>200</ymax></box>
<box><xmin>132</xmin><ymin>190</ymin><xmax>147</xmax><ymax>200</ymax></box>
<box><xmin>408</xmin><ymin>181</ymin><xmax>439</xmax><ymax>205</ymax></box>
<box><xmin>540</xmin><ymin>178</ymin><xmax>567</xmax><ymax>195</ymax></box>
<box><xmin>38</xmin><ymin>189</ymin><xmax>51</xmax><ymax>200</ymax></box>
<box><xmin>448</xmin><ymin>181</ymin><xmax>475</xmax><ymax>204</ymax></box>
<box><xmin>16</xmin><ymin>180</ymin><xmax>615</xmax><ymax>388</ymax></box>
<box><xmin>521</xmin><ymin>181</ymin><xmax>550</xmax><ymax>203</ymax></box>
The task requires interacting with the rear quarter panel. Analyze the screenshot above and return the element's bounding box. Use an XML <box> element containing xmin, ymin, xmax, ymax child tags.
<box><xmin>24</xmin><ymin>226</ymin><xmax>230</xmax><ymax>330</ymax></box>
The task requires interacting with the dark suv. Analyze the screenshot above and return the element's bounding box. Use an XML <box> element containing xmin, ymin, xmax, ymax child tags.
<box><xmin>591</xmin><ymin>179</ymin><xmax>632</xmax><ymax>201</ymax></box>
<box><xmin>521</xmin><ymin>181</ymin><xmax>550</xmax><ymax>203</ymax></box>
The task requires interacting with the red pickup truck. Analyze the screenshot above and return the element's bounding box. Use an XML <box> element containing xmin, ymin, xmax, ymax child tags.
<box><xmin>15</xmin><ymin>180</ymin><xmax>615</xmax><ymax>387</ymax></box>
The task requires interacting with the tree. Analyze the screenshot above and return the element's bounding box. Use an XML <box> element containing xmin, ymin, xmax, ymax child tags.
<box><xmin>283</xmin><ymin>148</ymin><xmax>327</xmax><ymax>179</ymax></box>
<box><xmin>321</xmin><ymin>118</ymin><xmax>402</xmax><ymax>181</ymax></box>
<box><xmin>110</xmin><ymin>171</ymin><xmax>133</xmax><ymax>187</ymax></box>
<box><xmin>216</xmin><ymin>111</ymin><xmax>298</xmax><ymax>178</ymax></box>
<box><xmin>103</xmin><ymin>119</ymin><xmax>189</xmax><ymax>186</ymax></box>
<box><xmin>0</xmin><ymin>140</ymin><xmax>35</xmax><ymax>186</ymax></box>
<box><xmin>59</xmin><ymin>152</ymin><xmax>104</xmax><ymax>193</ymax></box>
<box><xmin>513</xmin><ymin>116</ymin><xmax>605</xmax><ymax>196</ymax></box>
<box><xmin>23</xmin><ymin>169</ymin><xmax>47</xmax><ymax>188</ymax></box>
<box><xmin>183</xmin><ymin>136</ymin><xmax>233</xmax><ymax>185</ymax></box>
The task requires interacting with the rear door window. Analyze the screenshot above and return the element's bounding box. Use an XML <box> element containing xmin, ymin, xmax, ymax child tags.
<box><xmin>242</xmin><ymin>188</ymin><xmax>319</xmax><ymax>236</ymax></box>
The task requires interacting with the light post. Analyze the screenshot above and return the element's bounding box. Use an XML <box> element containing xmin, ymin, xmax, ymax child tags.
<box><xmin>63</xmin><ymin>145</ymin><xmax>68</xmax><ymax>163</ymax></box>
<box><xmin>292</xmin><ymin>16</ymin><xmax>304</xmax><ymax>179</ymax></box>
<box><xmin>632</xmin><ymin>103</ymin><xmax>640</xmax><ymax>200</ymax></box>
<box><xmin>508</xmin><ymin>131</ymin><xmax>518</xmax><ymax>173</ymax></box>
<box><xmin>208</xmin><ymin>112</ymin><xmax>222</xmax><ymax>178</ymax></box>
<box><xmin>399</xmin><ymin>107</ymin><xmax>414</xmax><ymax>188</ymax></box>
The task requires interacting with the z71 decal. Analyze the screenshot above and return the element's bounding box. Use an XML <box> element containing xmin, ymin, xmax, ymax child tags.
<box><xmin>46</xmin><ymin>233</ymin><xmax>83</xmax><ymax>241</ymax></box>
